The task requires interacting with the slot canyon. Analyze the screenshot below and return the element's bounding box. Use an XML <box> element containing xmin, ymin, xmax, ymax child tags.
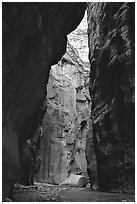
<box><xmin>2</xmin><ymin>2</ymin><xmax>135</xmax><ymax>202</ymax></box>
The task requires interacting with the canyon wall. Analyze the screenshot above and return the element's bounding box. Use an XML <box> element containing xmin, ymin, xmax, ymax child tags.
<box><xmin>87</xmin><ymin>2</ymin><xmax>135</xmax><ymax>192</ymax></box>
<box><xmin>2</xmin><ymin>3</ymin><xmax>86</xmax><ymax>200</ymax></box>
<box><xmin>38</xmin><ymin>42</ymin><xmax>91</xmax><ymax>184</ymax></box>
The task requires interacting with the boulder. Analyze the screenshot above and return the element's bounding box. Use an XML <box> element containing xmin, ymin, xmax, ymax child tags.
<box><xmin>59</xmin><ymin>174</ymin><xmax>87</xmax><ymax>187</ymax></box>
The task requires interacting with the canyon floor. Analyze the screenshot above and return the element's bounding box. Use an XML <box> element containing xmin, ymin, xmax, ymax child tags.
<box><xmin>12</xmin><ymin>182</ymin><xmax>135</xmax><ymax>202</ymax></box>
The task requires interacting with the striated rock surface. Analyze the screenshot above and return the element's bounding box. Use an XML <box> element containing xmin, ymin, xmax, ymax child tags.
<box><xmin>87</xmin><ymin>2</ymin><xmax>135</xmax><ymax>192</ymax></box>
<box><xmin>2</xmin><ymin>2</ymin><xmax>86</xmax><ymax>200</ymax></box>
<box><xmin>38</xmin><ymin>42</ymin><xmax>91</xmax><ymax>184</ymax></box>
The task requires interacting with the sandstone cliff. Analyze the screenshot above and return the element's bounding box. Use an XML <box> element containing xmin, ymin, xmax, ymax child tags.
<box><xmin>87</xmin><ymin>2</ymin><xmax>135</xmax><ymax>192</ymax></box>
<box><xmin>39</xmin><ymin>42</ymin><xmax>91</xmax><ymax>184</ymax></box>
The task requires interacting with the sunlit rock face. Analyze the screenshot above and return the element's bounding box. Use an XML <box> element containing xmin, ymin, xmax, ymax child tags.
<box><xmin>39</xmin><ymin>42</ymin><xmax>91</xmax><ymax>184</ymax></box>
<box><xmin>87</xmin><ymin>2</ymin><xmax>135</xmax><ymax>192</ymax></box>
<box><xmin>2</xmin><ymin>2</ymin><xmax>86</xmax><ymax>200</ymax></box>
<box><xmin>68</xmin><ymin>10</ymin><xmax>89</xmax><ymax>66</ymax></box>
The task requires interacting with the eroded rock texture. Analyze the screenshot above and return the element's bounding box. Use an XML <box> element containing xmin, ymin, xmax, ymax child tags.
<box><xmin>38</xmin><ymin>42</ymin><xmax>91</xmax><ymax>184</ymax></box>
<box><xmin>87</xmin><ymin>2</ymin><xmax>135</xmax><ymax>192</ymax></box>
<box><xmin>2</xmin><ymin>2</ymin><xmax>86</xmax><ymax>200</ymax></box>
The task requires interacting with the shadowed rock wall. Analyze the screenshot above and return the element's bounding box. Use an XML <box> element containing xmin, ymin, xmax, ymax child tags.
<box><xmin>38</xmin><ymin>42</ymin><xmax>91</xmax><ymax>184</ymax></box>
<box><xmin>2</xmin><ymin>2</ymin><xmax>86</xmax><ymax>200</ymax></box>
<box><xmin>87</xmin><ymin>2</ymin><xmax>135</xmax><ymax>192</ymax></box>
